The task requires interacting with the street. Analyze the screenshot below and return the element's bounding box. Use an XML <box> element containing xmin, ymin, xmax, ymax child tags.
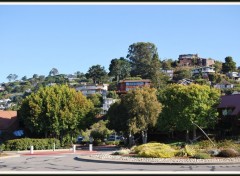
<box><xmin>1</xmin><ymin>154</ymin><xmax>240</xmax><ymax>173</ymax></box>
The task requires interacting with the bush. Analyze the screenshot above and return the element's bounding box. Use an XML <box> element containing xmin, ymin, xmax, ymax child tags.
<box><xmin>133</xmin><ymin>143</ymin><xmax>177</xmax><ymax>158</ymax></box>
<box><xmin>197</xmin><ymin>140</ymin><xmax>215</xmax><ymax>149</ymax></box>
<box><xmin>218</xmin><ymin>148</ymin><xmax>239</xmax><ymax>157</ymax></box>
<box><xmin>193</xmin><ymin>153</ymin><xmax>211</xmax><ymax>159</ymax></box>
<box><xmin>105</xmin><ymin>141</ymin><xmax>120</xmax><ymax>146</ymax></box>
<box><xmin>184</xmin><ymin>145</ymin><xmax>196</xmax><ymax>156</ymax></box>
<box><xmin>112</xmin><ymin>149</ymin><xmax>131</xmax><ymax>155</ymax></box>
<box><xmin>4</xmin><ymin>138</ymin><xmax>60</xmax><ymax>151</ymax></box>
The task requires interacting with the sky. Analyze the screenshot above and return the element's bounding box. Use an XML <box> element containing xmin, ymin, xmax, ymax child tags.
<box><xmin>0</xmin><ymin>3</ymin><xmax>240</xmax><ymax>83</ymax></box>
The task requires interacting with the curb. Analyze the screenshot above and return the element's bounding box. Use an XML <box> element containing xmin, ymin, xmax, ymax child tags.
<box><xmin>75</xmin><ymin>154</ymin><xmax>240</xmax><ymax>165</ymax></box>
<box><xmin>0</xmin><ymin>154</ymin><xmax>20</xmax><ymax>159</ymax></box>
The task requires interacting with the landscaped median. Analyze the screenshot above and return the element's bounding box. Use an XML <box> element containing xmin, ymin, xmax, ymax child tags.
<box><xmin>76</xmin><ymin>140</ymin><xmax>240</xmax><ymax>165</ymax></box>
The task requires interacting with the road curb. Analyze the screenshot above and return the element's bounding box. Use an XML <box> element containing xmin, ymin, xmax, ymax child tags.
<box><xmin>75</xmin><ymin>154</ymin><xmax>240</xmax><ymax>165</ymax></box>
<box><xmin>0</xmin><ymin>154</ymin><xmax>20</xmax><ymax>159</ymax></box>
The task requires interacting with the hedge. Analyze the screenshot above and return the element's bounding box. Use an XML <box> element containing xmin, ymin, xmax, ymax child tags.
<box><xmin>4</xmin><ymin>138</ymin><xmax>60</xmax><ymax>151</ymax></box>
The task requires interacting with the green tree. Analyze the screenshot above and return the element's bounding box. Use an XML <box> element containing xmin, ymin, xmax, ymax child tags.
<box><xmin>122</xmin><ymin>87</ymin><xmax>162</xmax><ymax>144</ymax></box>
<box><xmin>173</xmin><ymin>68</ymin><xmax>191</xmax><ymax>81</ymax></box>
<box><xmin>213</xmin><ymin>60</ymin><xmax>223</xmax><ymax>73</ymax></box>
<box><xmin>108</xmin><ymin>57</ymin><xmax>131</xmax><ymax>82</ymax></box>
<box><xmin>107</xmin><ymin>91</ymin><xmax>119</xmax><ymax>99</ymax></box>
<box><xmin>86</xmin><ymin>65</ymin><xmax>108</xmax><ymax>84</ymax></box>
<box><xmin>21</xmin><ymin>76</ymin><xmax>27</xmax><ymax>81</ymax></box>
<box><xmin>161</xmin><ymin>59</ymin><xmax>173</xmax><ymax>70</ymax></box>
<box><xmin>6</xmin><ymin>74</ymin><xmax>18</xmax><ymax>82</ymax></box>
<box><xmin>87</xmin><ymin>93</ymin><xmax>103</xmax><ymax>108</ymax></box>
<box><xmin>19</xmin><ymin>85</ymin><xmax>94</xmax><ymax>145</ymax></box>
<box><xmin>126</xmin><ymin>42</ymin><xmax>161</xmax><ymax>79</ymax></box>
<box><xmin>222</xmin><ymin>56</ymin><xmax>236</xmax><ymax>73</ymax></box>
<box><xmin>158</xmin><ymin>84</ymin><xmax>220</xmax><ymax>142</ymax></box>
<box><xmin>107</xmin><ymin>100</ymin><xmax>129</xmax><ymax>134</ymax></box>
<box><xmin>49</xmin><ymin>68</ymin><xmax>59</xmax><ymax>76</ymax></box>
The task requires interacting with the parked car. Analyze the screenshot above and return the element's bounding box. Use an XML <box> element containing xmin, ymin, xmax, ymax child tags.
<box><xmin>77</xmin><ymin>136</ymin><xmax>84</xmax><ymax>144</ymax></box>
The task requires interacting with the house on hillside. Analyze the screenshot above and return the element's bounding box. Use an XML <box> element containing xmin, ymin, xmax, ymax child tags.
<box><xmin>117</xmin><ymin>79</ymin><xmax>151</xmax><ymax>94</ymax></box>
<box><xmin>178</xmin><ymin>54</ymin><xmax>215</xmax><ymax>67</ymax></box>
<box><xmin>216</xmin><ymin>94</ymin><xmax>240</xmax><ymax>138</ymax></box>
<box><xmin>226</xmin><ymin>72</ymin><xmax>240</xmax><ymax>81</ymax></box>
<box><xmin>214</xmin><ymin>80</ymin><xmax>234</xmax><ymax>89</ymax></box>
<box><xmin>101</xmin><ymin>98</ymin><xmax>118</xmax><ymax>114</ymax></box>
<box><xmin>75</xmin><ymin>83</ymin><xmax>108</xmax><ymax>97</ymax></box>
<box><xmin>191</xmin><ymin>66</ymin><xmax>215</xmax><ymax>77</ymax></box>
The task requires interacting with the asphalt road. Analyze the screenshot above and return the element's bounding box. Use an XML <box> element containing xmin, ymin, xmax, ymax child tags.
<box><xmin>1</xmin><ymin>154</ymin><xmax>240</xmax><ymax>174</ymax></box>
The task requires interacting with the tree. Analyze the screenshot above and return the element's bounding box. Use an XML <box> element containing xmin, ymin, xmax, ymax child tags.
<box><xmin>173</xmin><ymin>68</ymin><xmax>191</xmax><ymax>81</ymax></box>
<box><xmin>157</xmin><ymin>84</ymin><xmax>220</xmax><ymax>142</ymax></box>
<box><xmin>213</xmin><ymin>60</ymin><xmax>223</xmax><ymax>73</ymax></box>
<box><xmin>161</xmin><ymin>59</ymin><xmax>173</xmax><ymax>70</ymax></box>
<box><xmin>107</xmin><ymin>100</ymin><xmax>129</xmax><ymax>134</ymax></box>
<box><xmin>149</xmin><ymin>54</ymin><xmax>168</xmax><ymax>89</ymax></box>
<box><xmin>126</xmin><ymin>42</ymin><xmax>161</xmax><ymax>79</ymax></box>
<box><xmin>21</xmin><ymin>76</ymin><xmax>27</xmax><ymax>81</ymax></box>
<box><xmin>108</xmin><ymin>57</ymin><xmax>131</xmax><ymax>82</ymax></box>
<box><xmin>19</xmin><ymin>85</ymin><xmax>94</xmax><ymax>145</ymax></box>
<box><xmin>87</xmin><ymin>93</ymin><xmax>103</xmax><ymax>108</ymax></box>
<box><xmin>222</xmin><ymin>56</ymin><xmax>236</xmax><ymax>73</ymax></box>
<box><xmin>122</xmin><ymin>87</ymin><xmax>162</xmax><ymax>144</ymax></box>
<box><xmin>49</xmin><ymin>68</ymin><xmax>59</xmax><ymax>76</ymax></box>
<box><xmin>107</xmin><ymin>91</ymin><xmax>119</xmax><ymax>99</ymax></box>
<box><xmin>6</xmin><ymin>74</ymin><xmax>18</xmax><ymax>82</ymax></box>
<box><xmin>86</xmin><ymin>65</ymin><xmax>108</xmax><ymax>84</ymax></box>
<box><xmin>74</xmin><ymin>71</ymin><xmax>86</xmax><ymax>79</ymax></box>
<box><xmin>32</xmin><ymin>74</ymin><xmax>39</xmax><ymax>79</ymax></box>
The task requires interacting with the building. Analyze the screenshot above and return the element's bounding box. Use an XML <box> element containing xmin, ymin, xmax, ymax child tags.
<box><xmin>191</xmin><ymin>66</ymin><xmax>215</xmax><ymax>76</ymax></box>
<box><xmin>214</xmin><ymin>80</ymin><xmax>234</xmax><ymax>89</ymax></box>
<box><xmin>101</xmin><ymin>98</ymin><xmax>118</xmax><ymax>114</ymax></box>
<box><xmin>161</xmin><ymin>69</ymin><xmax>174</xmax><ymax>79</ymax></box>
<box><xmin>0</xmin><ymin>111</ymin><xmax>19</xmax><ymax>134</ymax></box>
<box><xmin>216</xmin><ymin>94</ymin><xmax>240</xmax><ymax>137</ymax></box>
<box><xmin>117</xmin><ymin>79</ymin><xmax>151</xmax><ymax>94</ymax></box>
<box><xmin>178</xmin><ymin>54</ymin><xmax>215</xmax><ymax>67</ymax></box>
<box><xmin>226</xmin><ymin>72</ymin><xmax>240</xmax><ymax>81</ymax></box>
<box><xmin>76</xmin><ymin>83</ymin><xmax>108</xmax><ymax>97</ymax></box>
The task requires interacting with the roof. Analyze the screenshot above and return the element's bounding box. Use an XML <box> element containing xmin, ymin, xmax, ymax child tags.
<box><xmin>0</xmin><ymin>111</ymin><xmax>18</xmax><ymax>130</ymax></box>
<box><xmin>119</xmin><ymin>79</ymin><xmax>151</xmax><ymax>83</ymax></box>
<box><xmin>218</xmin><ymin>94</ymin><xmax>240</xmax><ymax>116</ymax></box>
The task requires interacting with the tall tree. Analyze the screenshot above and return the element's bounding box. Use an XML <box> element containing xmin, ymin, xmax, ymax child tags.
<box><xmin>161</xmin><ymin>59</ymin><xmax>173</xmax><ymax>70</ymax></box>
<box><xmin>86</xmin><ymin>65</ymin><xmax>108</xmax><ymax>84</ymax></box>
<box><xmin>6</xmin><ymin>74</ymin><xmax>18</xmax><ymax>82</ymax></box>
<box><xmin>158</xmin><ymin>84</ymin><xmax>220</xmax><ymax>142</ymax></box>
<box><xmin>222</xmin><ymin>56</ymin><xmax>236</xmax><ymax>73</ymax></box>
<box><xmin>122</xmin><ymin>87</ymin><xmax>162</xmax><ymax>144</ymax></box>
<box><xmin>49</xmin><ymin>68</ymin><xmax>59</xmax><ymax>76</ymax></box>
<box><xmin>108</xmin><ymin>57</ymin><xmax>131</xmax><ymax>82</ymax></box>
<box><xmin>21</xmin><ymin>76</ymin><xmax>27</xmax><ymax>81</ymax></box>
<box><xmin>19</xmin><ymin>85</ymin><xmax>94</xmax><ymax>144</ymax></box>
<box><xmin>126</xmin><ymin>42</ymin><xmax>161</xmax><ymax>79</ymax></box>
<box><xmin>213</xmin><ymin>60</ymin><xmax>223</xmax><ymax>73</ymax></box>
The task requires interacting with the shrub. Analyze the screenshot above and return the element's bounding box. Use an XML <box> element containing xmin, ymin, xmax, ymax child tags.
<box><xmin>133</xmin><ymin>143</ymin><xmax>177</xmax><ymax>158</ymax></box>
<box><xmin>217</xmin><ymin>140</ymin><xmax>238</xmax><ymax>149</ymax></box>
<box><xmin>193</xmin><ymin>153</ymin><xmax>211</xmax><ymax>159</ymax></box>
<box><xmin>4</xmin><ymin>138</ymin><xmax>60</xmax><ymax>151</ymax></box>
<box><xmin>112</xmin><ymin>149</ymin><xmax>131</xmax><ymax>155</ymax></box>
<box><xmin>197</xmin><ymin>140</ymin><xmax>215</xmax><ymax>149</ymax></box>
<box><xmin>184</xmin><ymin>145</ymin><xmax>196</xmax><ymax>156</ymax></box>
<box><xmin>175</xmin><ymin>149</ymin><xmax>187</xmax><ymax>157</ymax></box>
<box><xmin>218</xmin><ymin>148</ymin><xmax>239</xmax><ymax>157</ymax></box>
<box><xmin>105</xmin><ymin>141</ymin><xmax>120</xmax><ymax>146</ymax></box>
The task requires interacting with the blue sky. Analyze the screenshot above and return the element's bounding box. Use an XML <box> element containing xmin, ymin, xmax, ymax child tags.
<box><xmin>0</xmin><ymin>4</ymin><xmax>240</xmax><ymax>83</ymax></box>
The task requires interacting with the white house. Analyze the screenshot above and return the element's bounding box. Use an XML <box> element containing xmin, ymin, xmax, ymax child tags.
<box><xmin>76</xmin><ymin>83</ymin><xmax>108</xmax><ymax>97</ymax></box>
<box><xmin>101</xmin><ymin>98</ymin><xmax>118</xmax><ymax>114</ymax></box>
<box><xmin>226</xmin><ymin>72</ymin><xmax>240</xmax><ymax>81</ymax></box>
<box><xmin>214</xmin><ymin>80</ymin><xmax>234</xmax><ymax>89</ymax></box>
<box><xmin>192</xmin><ymin>66</ymin><xmax>215</xmax><ymax>76</ymax></box>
